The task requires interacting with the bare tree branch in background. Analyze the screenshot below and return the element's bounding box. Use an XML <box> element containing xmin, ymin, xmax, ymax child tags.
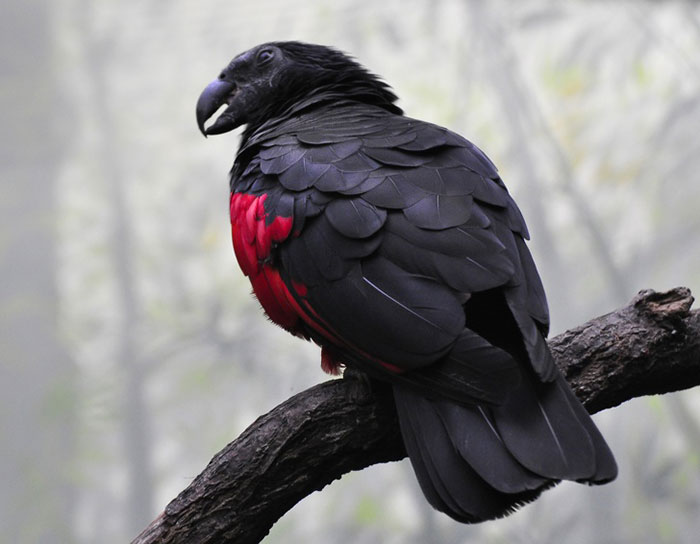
<box><xmin>76</xmin><ymin>2</ymin><xmax>155</xmax><ymax>533</ymax></box>
<box><xmin>132</xmin><ymin>287</ymin><xmax>700</xmax><ymax>544</ymax></box>
<box><xmin>81</xmin><ymin>12</ymin><xmax>154</xmax><ymax>530</ymax></box>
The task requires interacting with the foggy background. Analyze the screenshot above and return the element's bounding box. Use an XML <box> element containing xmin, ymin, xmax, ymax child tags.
<box><xmin>3</xmin><ymin>0</ymin><xmax>700</xmax><ymax>542</ymax></box>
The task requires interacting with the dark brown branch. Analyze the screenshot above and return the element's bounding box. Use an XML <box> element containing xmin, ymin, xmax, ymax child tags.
<box><xmin>132</xmin><ymin>287</ymin><xmax>700</xmax><ymax>544</ymax></box>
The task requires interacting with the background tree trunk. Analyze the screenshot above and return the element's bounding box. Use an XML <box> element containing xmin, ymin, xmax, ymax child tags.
<box><xmin>0</xmin><ymin>2</ymin><xmax>77</xmax><ymax>542</ymax></box>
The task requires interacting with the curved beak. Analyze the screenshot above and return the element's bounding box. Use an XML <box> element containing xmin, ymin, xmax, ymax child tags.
<box><xmin>196</xmin><ymin>79</ymin><xmax>239</xmax><ymax>137</ymax></box>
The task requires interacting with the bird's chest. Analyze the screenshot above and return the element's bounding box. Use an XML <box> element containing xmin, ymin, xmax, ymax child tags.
<box><xmin>229</xmin><ymin>191</ymin><xmax>305</xmax><ymax>334</ymax></box>
<box><xmin>229</xmin><ymin>192</ymin><xmax>292</xmax><ymax>275</ymax></box>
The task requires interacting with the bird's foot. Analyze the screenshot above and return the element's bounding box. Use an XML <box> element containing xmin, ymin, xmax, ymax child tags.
<box><xmin>342</xmin><ymin>365</ymin><xmax>376</xmax><ymax>406</ymax></box>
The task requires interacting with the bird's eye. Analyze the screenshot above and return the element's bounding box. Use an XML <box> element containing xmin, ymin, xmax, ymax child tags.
<box><xmin>257</xmin><ymin>49</ymin><xmax>274</xmax><ymax>64</ymax></box>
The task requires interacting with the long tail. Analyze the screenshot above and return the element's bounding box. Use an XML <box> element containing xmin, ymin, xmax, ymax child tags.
<box><xmin>393</xmin><ymin>371</ymin><xmax>617</xmax><ymax>523</ymax></box>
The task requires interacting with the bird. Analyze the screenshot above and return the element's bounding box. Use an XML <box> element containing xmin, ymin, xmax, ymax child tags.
<box><xmin>196</xmin><ymin>41</ymin><xmax>617</xmax><ymax>523</ymax></box>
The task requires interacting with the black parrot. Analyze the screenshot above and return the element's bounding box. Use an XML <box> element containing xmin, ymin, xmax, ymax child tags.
<box><xmin>196</xmin><ymin>41</ymin><xmax>616</xmax><ymax>523</ymax></box>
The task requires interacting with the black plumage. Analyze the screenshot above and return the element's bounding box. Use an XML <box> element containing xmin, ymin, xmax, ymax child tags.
<box><xmin>196</xmin><ymin>41</ymin><xmax>617</xmax><ymax>523</ymax></box>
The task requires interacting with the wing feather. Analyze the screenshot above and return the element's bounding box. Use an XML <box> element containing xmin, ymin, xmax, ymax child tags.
<box><xmin>245</xmin><ymin>102</ymin><xmax>553</xmax><ymax>392</ymax></box>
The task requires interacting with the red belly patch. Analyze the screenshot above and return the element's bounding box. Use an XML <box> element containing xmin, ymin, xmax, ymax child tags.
<box><xmin>230</xmin><ymin>192</ymin><xmax>404</xmax><ymax>376</ymax></box>
<box><xmin>230</xmin><ymin>192</ymin><xmax>300</xmax><ymax>331</ymax></box>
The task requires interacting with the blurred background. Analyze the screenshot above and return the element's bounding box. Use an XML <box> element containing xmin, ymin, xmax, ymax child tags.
<box><xmin>3</xmin><ymin>0</ymin><xmax>700</xmax><ymax>542</ymax></box>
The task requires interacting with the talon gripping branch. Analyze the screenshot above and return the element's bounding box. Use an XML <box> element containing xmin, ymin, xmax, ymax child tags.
<box><xmin>196</xmin><ymin>41</ymin><xmax>616</xmax><ymax>523</ymax></box>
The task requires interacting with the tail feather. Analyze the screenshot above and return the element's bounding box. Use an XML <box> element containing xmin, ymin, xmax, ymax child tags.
<box><xmin>555</xmin><ymin>375</ymin><xmax>618</xmax><ymax>483</ymax></box>
<box><xmin>395</xmin><ymin>386</ymin><xmax>552</xmax><ymax>522</ymax></box>
<box><xmin>437</xmin><ymin>401</ymin><xmax>550</xmax><ymax>493</ymax></box>
<box><xmin>393</xmin><ymin>392</ymin><xmax>462</xmax><ymax>517</ymax></box>
<box><xmin>490</xmin><ymin>371</ymin><xmax>596</xmax><ymax>480</ymax></box>
<box><xmin>393</xmin><ymin>370</ymin><xmax>617</xmax><ymax>523</ymax></box>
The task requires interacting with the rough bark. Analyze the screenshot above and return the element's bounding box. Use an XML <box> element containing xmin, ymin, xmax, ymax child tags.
<box><xmin>132</xmin><ymin>287</ymin><xmax>700</xmax><ymax>544</ymax></box>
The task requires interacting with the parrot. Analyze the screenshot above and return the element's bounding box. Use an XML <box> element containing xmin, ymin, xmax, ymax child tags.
<box><xmin>196</xmin><ymin>41</ymin><xmax>616</xmax><ymax>523</ymax></box>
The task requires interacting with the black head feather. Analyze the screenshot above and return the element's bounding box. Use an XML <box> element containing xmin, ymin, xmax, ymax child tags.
<box><xmin>196</xmin><ymin>41</ymin><xmax>402</xmax><ymax>140</ymax></box>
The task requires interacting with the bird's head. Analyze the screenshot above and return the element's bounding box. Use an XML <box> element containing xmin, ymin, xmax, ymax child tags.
<box><xmin>196</xmin><ymin>41</ymin><xmax>401</xmax><ymax>138</ymax></box>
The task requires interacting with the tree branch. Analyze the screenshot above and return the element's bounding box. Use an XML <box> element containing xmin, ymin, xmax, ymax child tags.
<box><xmin>132</xmin><ymin>287</ymin><xmax>700</xmax><ymax>544</ymax></box>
